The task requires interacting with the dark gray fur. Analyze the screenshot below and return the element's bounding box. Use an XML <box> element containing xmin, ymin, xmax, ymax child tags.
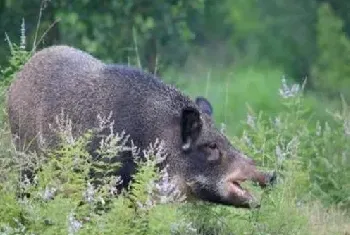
<box><xmin>7</xmin><ymin>45</ymin><xmax>274</xmax><ymax>208</ymax></box>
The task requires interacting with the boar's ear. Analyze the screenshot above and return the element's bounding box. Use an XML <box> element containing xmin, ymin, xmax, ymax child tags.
<box><xmin>181</xmin><ymin>107</ymin><xmax>203</xmax><ymax>151</ymax></box>
<box><xmin>195</xmin><ymin>96</ymin><xmax>213</xmax><ymax>116</ymax></box>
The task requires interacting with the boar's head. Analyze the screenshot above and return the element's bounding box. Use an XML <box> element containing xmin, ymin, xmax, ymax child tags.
<box><xmin>174</xmin><ymin>99</ymin><xmax>275</xmax><ymax>208</ymax></box>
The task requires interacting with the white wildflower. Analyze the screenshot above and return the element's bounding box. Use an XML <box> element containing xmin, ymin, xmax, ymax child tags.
<box><xmin>83</xmin><ymin>182</ymin><xmax>95</xmax><ymax>203</ymax></box>
<box><xmin>40</xmin><ymin>186</ymin><xmax>57</xmax><ymax>201</ymax></box>
<box><xmin>67</xmin><ymin>212</ymin><xmax>82</xmax><ymax>235</ymax></box>
<box><xmin>108</xmin><ymin>176</ymin><xmax>123</xmax><ymax>196</ymax></box>
<box><xmin>343</xmin><ymin>118</ymin><xmax>350</xmax><ymax>136</ymax></box>
<box><xmin>275</xmin><ymin>145</ymin><xmax>284</xmax><ymax>166</ymax></box>
<box><xmin>170</xmin><ymin>219</ymin><xmax>197</xmax><ymax>234</ymax></box>
<box><xmin>316</xmin><ymin>121</ymin><xmax>322</xmax><ymax>136</ymax></box>
<box><xmin>20</xmin><ymin>18</ymin><xmax>26</xmax><ymax>50</ymax></box>
<box><xmin>142</xmin><ymin>138</ymin><xmax>168</xmax><ymax>165</ymax></box>
<box><xmin>96</xmin><ymin>112</ymin><xmax>114</xmax><ymax>131</ymax></box>
<box><xmin>274</xmin><ymin>116</ymin><xmax>282</xmax><ymax>129</ymax></box>
<box><xmin>220</xmin><ymin>122</ymin><xmax>226</xmax><ymax>134</ymax></box>
<box><xmin>279</xmin><ymin>76</ymin><xmax>301</xmax><ymax>98</ymax></box>
<box><xmin>49</xmin><ymin>109</ymin><xmax>75</xmax><ymax>145</ymax></box>
<box><xmin>242</xmin><ymin>131</ymin><xmax>253</xmax><ymax>147</ymax></box>
<box><xmin>286</xmin><ymin>136</ymin><xmax>300</xmax><ymax>157</ymax></box>
<box><xmin>154</xmin><ymin>166</ymin><xmax>186</xmax><ymax>204</ymax></box>
<box><xmin>246</xmin><ymin>114</ymin><xmax>256</xmax><ymax>129</ymax></box>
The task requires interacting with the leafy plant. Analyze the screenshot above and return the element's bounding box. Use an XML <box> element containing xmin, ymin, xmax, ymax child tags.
<box><xmin>311</xmin><ymin>2</ymin><xmax>350</xmax><ymax>100</ymax></box>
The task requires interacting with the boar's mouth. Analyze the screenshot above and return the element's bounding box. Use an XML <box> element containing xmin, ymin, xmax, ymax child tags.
<box><xmin>229</xmin><ymin>180</ymin><xmax>251</xmax><ymax>198</ymax></box>
<box><xmin>183</xmin><ymin>171</ymin><xmax>276</xmax><ymax>209</ymax></box>
<box><xmin>227</xmin><ymin>178</ymin><xmax>256</xmax><ymax>208</ymax></box>
<box><xmin>226</xmin><ymin>171</ymin><xmax>276</xmax><ymax>209</ymax></box>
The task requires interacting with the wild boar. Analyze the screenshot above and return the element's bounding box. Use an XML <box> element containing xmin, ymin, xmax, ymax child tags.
<box><xmin>7</xmin><ymin>45</ymin><xmax>275</xmax><ymax>208</ymax></box>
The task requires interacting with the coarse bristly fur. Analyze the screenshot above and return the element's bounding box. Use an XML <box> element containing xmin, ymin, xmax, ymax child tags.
<box><xmin>7</xmin><ymin>45</ymin><xmax>275</xmax><ymax>208</ymax></box>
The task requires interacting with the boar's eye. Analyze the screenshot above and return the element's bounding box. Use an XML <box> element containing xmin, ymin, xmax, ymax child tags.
<box><xmin>208</xmin><ymin>142</ymin><xmax>217</xmax><ymax>149</ymax></box>
<box><xmin>206</xmin><ymin>142</ymin><xmax>221</xmax><ymax>161</ymax></box>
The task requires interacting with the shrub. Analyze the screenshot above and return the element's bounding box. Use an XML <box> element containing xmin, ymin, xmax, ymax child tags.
<box><xmin>311</xmin><ymin>2</ymin><xmax>350</xmax><ymax>100</ymax></box>
<box><xmin>232</xmin><ymin>78</ymin><xmax>350</xmax><ymax>210</ymax></box>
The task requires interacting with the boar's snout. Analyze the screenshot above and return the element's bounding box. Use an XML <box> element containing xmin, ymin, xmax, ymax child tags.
<box><xmin>255</xmin><ymin>171</ymin><xmax>277</xmax><ymax>188</ymax></box>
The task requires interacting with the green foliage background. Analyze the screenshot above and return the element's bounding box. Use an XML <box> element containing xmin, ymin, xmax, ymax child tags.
<box><xmin>2</xmin><ymin>0</ymin><xmax>350</xmax><ymax>95</ymax></box>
